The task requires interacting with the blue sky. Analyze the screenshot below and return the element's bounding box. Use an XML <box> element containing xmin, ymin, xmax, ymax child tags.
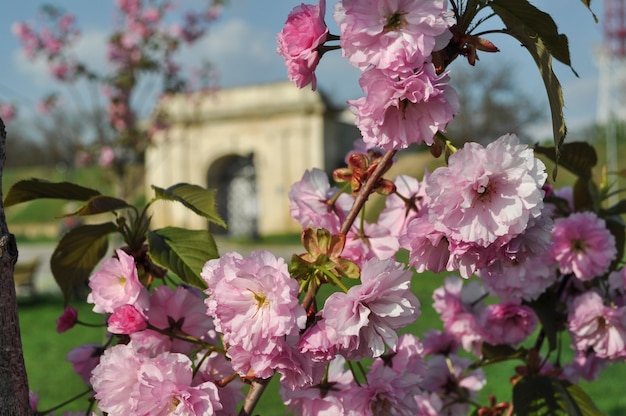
<box><xmin>0</xmin><ymin>1</ymin><xmax>606</xmax><ymax>140</ymax></box>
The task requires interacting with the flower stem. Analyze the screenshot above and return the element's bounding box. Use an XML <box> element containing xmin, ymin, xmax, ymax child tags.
<box><xmin>339</xmin><ymin>149</ymin><xmax>397</xmax><ymax>236</ymax></box>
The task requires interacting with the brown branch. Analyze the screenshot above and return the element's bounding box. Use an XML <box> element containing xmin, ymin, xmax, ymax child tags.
<box><xmin>0</xmin><ymin>118</ymin><xmax>31</xmax><ymax>414</ymax></box>
<box><xmin>339</xmin><ymin>149</ymin><xmax>397</xmax><ymax>235</ymax></box>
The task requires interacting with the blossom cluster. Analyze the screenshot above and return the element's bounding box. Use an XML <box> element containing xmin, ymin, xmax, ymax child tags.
<box><xmin>37</xmin><ymin>0</ymin><xmax>626</xmax><ymax>415</ymax></box>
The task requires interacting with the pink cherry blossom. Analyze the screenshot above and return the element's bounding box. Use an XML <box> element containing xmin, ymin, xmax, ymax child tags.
<box><xmin>134</xmin><ymin>352</ymin><xmax>222</xmax><ymax>415</ymax></box>
<box><xmin>193</xmin><ymin>351</ymin><xmax>245</xmax><ymax>416</ymax></box>
<box><xmin>67</xmin><ymin>344</ymin><xmax>103</xmax><ymax>385</ymax></box>
<box><xmin>427</xmin><ymin>134</ymin><xmax>547</xmax><ymax>247</ymax></box>
<box><xmin>0</xmin><ymin>103</ymin><xmax>17</xmax><ymax>123</ymax></box>
<box><xmin>204</xmin><ymin>250</ymin><xmax>306</xmax><ymax>352</ymax></box>
<box><xmin>130</xmin><ymin>285</ymin><xmax>216</xmax><ymax>354</ymax></box>
<box><xmin>87</xmin><ymin>249</ymin><xmax>149</xmax><ymax>314</ymax></box>
<box><xmin>550</xmin><ymin>211</ymin><xmax>617</xmax><ymax>281</ymax></box>
<box><xmin>289</xmin><ymin>168</ymin><xmax>353</xmax><ymax>233</ymax></box>
<box><xmin>478</xmin><ymin>303</ymin><xmax>538</xmax><ymax>346</ymax></box>
<box><xmin>342</xmin><ymin>221</ymin><xmax>400</xmax><ymax>267</ymax></box>
<box><xmin>277</xmin><ymin>0</ymin><xmax>328</xmax><ymax>89</ymax></box>
<box><xmin>107</xmin><ymin>304</ymin><xmax>147</xmax><ymax>334</ymax></box>
<box><xmin>568</xmin><ymin>291</ymin><xmax>626</xmax><ymax>359</ymax></box>
<box><xmin>432</xmin><ymin>277</ymin><xmax>485</xmax><ymax>352</ymax></box>
<box><xmin>280</xmin><ymin>357</ymin><xmax>352</xmax><ymax>416</ymax></box>
<box><xmin>321</xmin><ymin>258</ymin><xmax>420</xmax><ymax>358</ymax></box>
<box><xmin>402</xmin><ymin>216</ymin><xmax>452</xmax><ymax>274</ymax></box>
<box><xmin>420</xmin><ymin>354</ymin><xmax>486</xmax><ymax>415</ymax></box>
<box><xmin>56</xmin><ymin>306</ymin><xmax>78</xmax><ymax>333</ymax></box>
<box><xmin>378</xmin><ymin>174</ymin><xmax>429</xmax><ymax>238</ymax></box>
<box><xmin>478</xmin><ymin>251</ymin><xmax>557</xmax><ymax>303</ymax></box>
<box><xmin>349</xmin><ymin>65</ymin><xmax>458</xmax><ymax>150</ymax></box>
<box><xmin>91</xmin><ymin>344</ymin><xmax>145</xmax><ymax>413</ymax></box>
<box><xmin>335</xmin><ymin>0</ymin><xmax>452</xmax><ymax>73</ymax></box>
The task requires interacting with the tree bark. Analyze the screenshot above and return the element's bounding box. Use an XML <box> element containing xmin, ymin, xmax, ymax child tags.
<box><xmin>0</xmin><ymin>118</ymin><xmax>31</xmax><ymax>414</ymax></box>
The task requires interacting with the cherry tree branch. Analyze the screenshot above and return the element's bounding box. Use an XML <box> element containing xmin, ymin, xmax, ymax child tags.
<box><xmin>0</xmin><ymin>118</ymin><xmax>31</xmax><ymax>414</ymax></box>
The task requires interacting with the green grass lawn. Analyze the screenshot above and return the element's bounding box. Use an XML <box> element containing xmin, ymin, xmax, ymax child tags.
<box><xmin>19</xmin><ymin>296</ymin><xmax>105</xmax><ymax>413</ymax></box>
<box><xmin>17</xmin><ymin>264</ymin><xmax>626</xmax><ymax>415</ymax></box>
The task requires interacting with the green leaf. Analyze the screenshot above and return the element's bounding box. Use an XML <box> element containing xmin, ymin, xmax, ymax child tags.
<box><xmin>51</xmin><ymin>222</ymin><xmax>118</xmax><ymax>304</ymax></box>
<box><xmin>526</xmin><ymin>290</ymin><xmax>558</xmax><ymax>351</ymax></box>
<box><xmin>152</xmin><ymin>183</ymin><xmax>226</xmax><ymax>228</ymax></box>
<box><xmin>579</xmin><ymin>0</ymin><xmax>598</xmax><ymax>22</ymax></box>
<box><xmin>4</xmin><ymin>179</ymin><xmax>101</xmax><ymax>207</ymax></box>
<box><xmin>69</xmin><ymin>195</ymin><xmax>132</xmax><ymax>216</ymax></box>
<box><xmin>490</xmin><ymin>0</ymin><xmax>576</xmax><ymax>68</ymax></box>
<box><xmin>491</xmin><ymin>0</ymin><xmax>567</xmax><ymax>175</ymax></box>
<box><xmin>513</xmin><ymin>376</ymin><xmax>604</xmax><ymax>416</ymax></box>
<box><xmin>535</xmin><ymin>142</ymin><xmax>597</xmax><ymax>180</ymax></box>
<box><xmin>147</xmin><ymin>227</ymin><xmax>219</xmax><ymax>288</ymax></box>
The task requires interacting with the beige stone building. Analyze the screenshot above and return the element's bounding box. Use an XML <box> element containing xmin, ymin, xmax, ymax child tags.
<box><xmin>146</xmin><ymin>81</ymin><xmax>360</xmax><ymax>237</ymax></box>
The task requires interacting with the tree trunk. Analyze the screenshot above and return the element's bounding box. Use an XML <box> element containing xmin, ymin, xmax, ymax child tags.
<box><xmin>0</xmin><ymin>118</ymin><xmax>31</xmax><ymax>414</ymax></box>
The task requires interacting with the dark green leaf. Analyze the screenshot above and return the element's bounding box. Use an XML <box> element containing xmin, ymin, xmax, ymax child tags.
<box><xmin>526</xmin><ymin>290</ymin><xmax>558</xmax><ymax>351</ymax></box>
<box><xmin>573</xmin><ymin>178</ymin><xmax>597</xmax><ymax>212</ymax></box>
<box><xmin>603</xmin><ymin>200</ymin><xmax>626</xmax><ymax>216</ymax></box>
<box><xmin>491</xmin><ymin>8</ymin><xmax>566</xmax><ymax>175</ymax></box>
<box><xmin>472</xmin><ymin>344</ymin><xmax>526</xmax><ymax>369</ymax></box>
<box><xmin>152</xmin><ymin>183</ymin><xmax>226</xmax><ymax>228</ymax></box>
<box><xmin>69</xmin><ymin>195</ymin><xmax>132</xmax><ymax>216</ymax></box>
<box><xmin>147</xmin><ymin>227</ymin><xmax>219</xmax><ymax>288</ymax></box>
<box><xmin>51</xmin><ymin>222</ymin><xmax>118</xmax><ymax>304</ymax></box>
<box><xmin>535</xmin><ymin>142</ymin><xmax>597</xmax><ymax>180</ymax></box>
<box><xmin>490</xmin><ymin>0</ymin><xmax>575</xmax><ymax>68</ymax></box>
<box><xmin>513</xmin><ymin>376</ymin><xmax>604</xmax><ymax>416</ymax></box>
<box><xmin>4</xmin><ymin>179</ymin><xmax>101</xmax><ymax>207</ymax></box>
<box><xmin>579</xmin><ymin>0</ymin><xmax>598</xmax><ymax>22</ymax></box>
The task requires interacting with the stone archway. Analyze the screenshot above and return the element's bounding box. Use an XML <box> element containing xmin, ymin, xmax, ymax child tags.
<box><xmin>207</xmin><ymin>153</ymin><xmax>258</xmax><ymax>238</ymax></box>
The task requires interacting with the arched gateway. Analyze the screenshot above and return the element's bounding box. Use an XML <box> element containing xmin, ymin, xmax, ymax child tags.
<box><xmin>146</xmin><ymin>81</ymin><xmax>359</xmax><ymax>236</ymax></box>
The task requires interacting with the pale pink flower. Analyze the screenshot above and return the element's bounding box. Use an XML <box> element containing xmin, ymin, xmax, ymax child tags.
<box><xmin>280</xmin><ymin>357</ymin><xmax>352</xmax><ymax>416</ymax></box>
<box><xmin>134</xmin><ymin>352</ymin><xmax>222</xmax><ymax>415</ymax></box>
<box><xmin>550</xmin><ymin>211</ymin><xmax>617</xmax><ymax>281</ymax></box>
<box><xmin>568</xmin><ymin>291</ymin><xmax>626</xmax><ymax>359</ymax></box>
<box><xmin>107</xmin><ymin>304</ymin><xmax>147</xmax><ymax>334</ymax></box>
<box><xmin>91</xmin><ymin>344</ymin><xmax>144</xmax><ymax>413</ymax></box>
<box><xmin>478</xmin><ymin>303</ymin><xmax>537</xmax><ymax>346</ymax></box>
<box><xmin>130</xmin><ymin>285</ymin><xmax>216</xmax><ymax>354</ymax></box>
<box><xmin>421</xmin><ymin>329</ymin><xmax>459</xmax><ymax>356</ymax></box>
<box><xmin>193</xmin><ymin>351</ymin><xmax>245</xmax><ymax>416</ymax></box>
<box><xmin>87</xmin><ymin>249</ymin><xmax>149</xmax><ymax>314</ymax></box>
<box><xmin>67</xmin><ymin>344</ymin><xmax>103</xmax><ymax>385</ymax></box>
<box><xmin>342</xmin><ymin>335</ymin><xmax>426</xmax><ymax>415</ymax></box>
<box><xmin>432</xmin><ymin>277</ymin><xmax>485</xmax><ymax>352</ymax></box>
<box><xmin>29</xmin><ymin>390</ymin><xmax>39</xmax><ymax>412</ymax></box>
<box><xmin>478</xmin><ymin>251</ymin><xmax>557</xmax><ymax>303</ymax></box>
<box><xmin>98</xmin><ymin>145</ymin><xmax>116</xmax><ymax>167</ymax></box>
<box><xmin>298</xmin><ymin>319</ymin><xmax>339</xmax><ymax>362</ymax></box>
<box><xmin>335</xmin><ymin>0</ymin><xmax>452</xmax><ymax>73</ymax></box>
<box><xmin>420</xmin><ymin>354</ymin><xmax>485</xmax><ymax>415</ymax></box>
<box><xmin>378</xmin><ymin>174</ymin><xmax>429</xmax><ymax>238</ymax></box>
<box><xmin>349</xmin><ymin>65</ymin><xmax>458</xmax><ymax>150</ymax></box>
<box><xmin>402</xmin><ymin>216</ymin><xmax>452</xmax><ymax>274</ymax></box>
<box><xmin>0</xmin><ymin>103</ymin><xmax>17</xmax><ymax>123</ymax></box>
<box><xmin>277</xmin><ymin>0</ymin><xmax>328</xmax><ymax>89</ymax></box>
<box><xmin>227</xmin><ymin>337</ymin><xmax>314</xmax><ymax>389</ymax></box>
<box><xmin>321</xmin><ymin>258</ymin><xmax>420</xmax><ymax>358</ymax></box>
<box><xmin>562</xmin><ymin>350</ymin><xmax>606</xmax><ymax>383</ymax></box>
<box><xmin>204</xmin><ymin>250</ymin><xmax>306</xmax><ymax>352</ymax></box>
<box><xmin>427</xmin><ymin>134</ymin><xmax>547</xmax><ymax>247</ymax></box>
<box><xmin>342</xmin><ymin>221</ymin><xmax>400</xmax><ymax>267</ymax></box>
<box><xmin>289</xmin><ymin>168</ymin><xmax>353</xmax><ymax>232</ymax></box>
<box><xmin>56</xmin><ymin>306</ymin><xmax>78</xmax><ymax>333</ymax></box>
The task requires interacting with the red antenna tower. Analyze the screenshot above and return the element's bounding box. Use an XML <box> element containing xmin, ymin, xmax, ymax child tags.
<box><xmin>604</xmin><ymin>0</ymin><xmax>626</xmax><ymax>57</ymax></box>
